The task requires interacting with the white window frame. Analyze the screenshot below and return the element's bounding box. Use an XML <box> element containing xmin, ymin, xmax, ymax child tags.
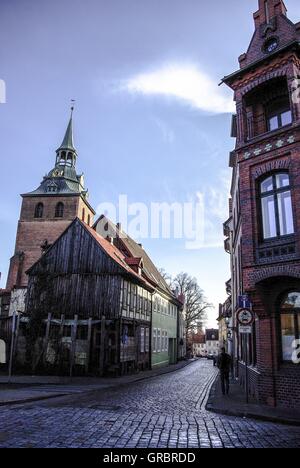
<box><xmin>140</xmin><ymin>327</ymin><xmax>145</xmax><ymax>353</ymax></box>
<box><xmin>157</xmin><ymin>329</ymin><xmax>161</xmax><ymax>353</ymax></box>
<box><xmin>153</xmin><ymin>328</ymin><xmax>157</xmax><ymax>353</ymax></box>
<box><xmin>145</xmin><ymin>328</ymin><xmax>149</xmax><ymax>353</ymax></box>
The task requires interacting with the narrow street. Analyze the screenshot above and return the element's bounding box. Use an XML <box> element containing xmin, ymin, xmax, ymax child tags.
<box><xmin>1</xmin><ymin>360</ymin><xmax>299</xmax><ymax>448</ymax></box>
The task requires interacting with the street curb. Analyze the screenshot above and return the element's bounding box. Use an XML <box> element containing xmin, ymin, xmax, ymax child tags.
<box><xmin>0</xmin><ymin>393</ymin><xmax>69</xmax><ymax>407</ymax></box>
<box><xmin>0</xmin><ymin>360</ymin><xmax>196</xmax><ymax>407</ymax></box>
<box><xmin>206</xmin><ymin>375</ymin><xmax>300</xmax><ymax>427</ymax></box>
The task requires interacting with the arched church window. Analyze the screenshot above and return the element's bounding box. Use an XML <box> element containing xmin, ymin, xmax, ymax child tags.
<box><xmin>87</xmin><ymin>214</ymin><xmax>91</xmax><ymax>226</ymax></box>
<box><xmin>260</xmin><ymin>173</ymin><xmax>294</xmax><ymax>240</ymax></box>
<box><xmin>82</xmin><ymin>208</ymin><xmax>85</xmax><ymax>222</ymax></box>
<box><xmin>34</xmin><ymin>203</ymin><xmax>44</xmax><ymax>219</ymax></box>
<box><xmin>280</xmin><ymin>292</ymin><xmax>300</xmax><ymax>361</ymax></box>
<box><xmin>55</xmin><ymin>202</ymin><xmax>64</xmax><ymax>218</ymax></box>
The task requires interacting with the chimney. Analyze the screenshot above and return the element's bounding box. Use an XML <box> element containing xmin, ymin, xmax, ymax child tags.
<box><xmin>254</xmin><ymin>0</ymin><xmax>287</xmax><ymax>28</ymax></box>
<box><xmin>106</xmin><ymin>235</ymin><xmax>114</xmax><ymax>245</ymax></box>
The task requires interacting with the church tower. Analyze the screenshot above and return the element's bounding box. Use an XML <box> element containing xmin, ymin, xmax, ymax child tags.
<box><xmin>6</xmin><ymin>108</ymin><xmax>95</xmax><ymax>291</ymax></box>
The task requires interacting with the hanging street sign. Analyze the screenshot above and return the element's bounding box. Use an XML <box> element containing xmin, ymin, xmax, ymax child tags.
<box><xmin>236</xmin><ymin>308</ymin><xmax>255</xmax><ymax>326</ymax></box>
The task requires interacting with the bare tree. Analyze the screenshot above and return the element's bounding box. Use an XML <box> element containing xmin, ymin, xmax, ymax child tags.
<box><xmin>158</xmin><ymin>268</ymin><xmax>172</xmax><ymax>286</ymax></box>
<box><xmin>172</xmin><ymin>272</ymin><xmax>212</xmax><ymax>340</ymax></box>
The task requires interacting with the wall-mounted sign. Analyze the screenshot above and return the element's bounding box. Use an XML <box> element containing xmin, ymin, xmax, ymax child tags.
<box><xmin>237</xmin><ymin>308</ymin><xmax>254</xmax><ymax>326</ymax></box>
<box><xmin>239</xmin><ymin>325</ymin><xmax>252</xmax><ymax>334</ymax></box>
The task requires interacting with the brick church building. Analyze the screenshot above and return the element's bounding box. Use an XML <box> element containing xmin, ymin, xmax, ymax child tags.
<box><xmin>223</xmin><ymin>0</ymin><xmax>300</xmax><ymax>408</ymax></box>
<box><xmin>3</xmin><ymin>109</ymin><xmax>95</xmax><ymax>315</ymax></box>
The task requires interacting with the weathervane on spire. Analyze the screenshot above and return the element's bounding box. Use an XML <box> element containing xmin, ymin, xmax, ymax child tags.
<box><xmin>70</xmin><ymin>99</ymin><xmax>75</xmax><ymax>116</ymax></box>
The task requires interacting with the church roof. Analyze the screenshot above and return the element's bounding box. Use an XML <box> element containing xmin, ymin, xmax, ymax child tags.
<box><xmin>56</xmin><ymin>113</ymin><xmax>76</xmax><ymax>153</ymax></box>
<box><xmin>21</xmin><ymin>109</ymin><xmax>93</xmax><ymax>211</ymax></box>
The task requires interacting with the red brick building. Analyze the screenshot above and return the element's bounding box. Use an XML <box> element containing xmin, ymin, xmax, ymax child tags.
<box><xmin>223</xmin><ymin>0</ymin><xmax>300</xmax><ymax>408</ymax></box>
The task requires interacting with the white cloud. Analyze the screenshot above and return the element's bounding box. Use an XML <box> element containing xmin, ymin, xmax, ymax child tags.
<box><xmin>122</xmin><ymin>64</ymin><xmax>234</xmax><ymax>114</ymax></box>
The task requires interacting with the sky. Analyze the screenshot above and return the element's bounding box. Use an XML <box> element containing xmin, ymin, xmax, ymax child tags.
<box><xmin>0</xmin><ymin>0</ymin><xmax>299</xmax><ymax>328</ymax></box>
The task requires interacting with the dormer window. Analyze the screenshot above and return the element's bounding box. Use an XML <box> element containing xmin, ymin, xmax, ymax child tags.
<box><xmin>266</xmin><ymin>97</ymin><xmax>292</xmax><ymax>132</ymax></box>
<box><xmin>47</xmin><ymin>181</ymin><xmax>58</xmax><ymax>193</ymax></box>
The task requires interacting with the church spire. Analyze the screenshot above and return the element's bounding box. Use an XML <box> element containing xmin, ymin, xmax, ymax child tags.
<box><xmin>57</xmin><ymin>103</ymin><xmax>76</xmax><ymax>152</ymax></box>
<box><xmin>56</xmin><ymin>103</ymin><xmax>77</xmax><ymax>168</ymax></box>
<box><xmin>254</xmin><ymin>0</ymin><xmax>287</xmax><ymax>28</ymax></box>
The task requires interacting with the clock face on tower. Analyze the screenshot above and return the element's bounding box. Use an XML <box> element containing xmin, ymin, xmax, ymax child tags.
<box><xmin>264</xmin><ymin>37</ymin><xmax>279</xmax><ymax>54</ymax></box>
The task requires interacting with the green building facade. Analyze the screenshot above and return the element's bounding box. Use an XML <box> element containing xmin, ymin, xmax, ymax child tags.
<box><xmin>151</xmin><ymin>292</ymin><xmax>178</xmax><ymax>368</ymax></box>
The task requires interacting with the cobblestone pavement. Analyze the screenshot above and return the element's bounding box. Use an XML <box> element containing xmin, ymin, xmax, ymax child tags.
<box><xmin>0</xmin><ymin>360</ymin><xmax>300</xmax><ymax>448</ymax></box>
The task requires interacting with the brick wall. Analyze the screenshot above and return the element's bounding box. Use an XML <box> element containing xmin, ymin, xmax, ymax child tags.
<box><xmin>226</xmin><ymin>5</ymin><xmax>300</xmax><ymax>409</ymax></box>
<box><xmin>6</xmin><ymin>194</ymin><xmax>95</xmax><ymax>288</ymax></box>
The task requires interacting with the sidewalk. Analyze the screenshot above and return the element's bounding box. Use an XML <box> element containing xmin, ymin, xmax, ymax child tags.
<box><xmin>0</xmin><ymin>359</ymin><xmax>196</xmax><ymax>406</ymax></box>
<box><xmin>206</xmin><ymin>374</ymin><xmax>300</xmax><ymax>426</ymax></box>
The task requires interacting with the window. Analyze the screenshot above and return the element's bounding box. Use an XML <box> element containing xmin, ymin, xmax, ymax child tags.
<box><xmin>59</xmin><ymin>151</ymin><xmax>66</xmax><ymax>165</ymax></box>
<box><xmin>161</xmin><ymin>331</ymin><xmax>165</xmax><ymax>352</ymax></box>
<box><xmin>165</xmin><ymin>331</ymin><xmax>169</xmax><ymax>352</ymax></box>
<box><xmin>153</xmin><ymin>329</ymin><xmax>157</xmax><ymax>353</ymax></box>
<box><xmin>266</xmin><ymin>97</ymin><xmax>292</xmax><ymax>132</ymax></box>
<box><xmin>67</xmin><ymin>152</ymin><xmax>73</xmax><ymax>166</ymax></box>
<box><xmin>280</xmin><ymin>292</ymin><xmax>300</xmax><ymax>361</ymax></box>
<box><xmin>260</xmin><ymin>173</ymin><xmax>294</xmax><ymax>240</ymax></box>
<box><xmin>82</xmin><ymin>208</ymin><xmax>85</xmax><ymax>222</ymax></box>
<box><xmin>157</xmin><ymin>329</ymin><xmax>161</xmax><ymax>353</ymax></box>
<box><xmin>140</xmin><ymin>327</ymin><xmax>145</xmax><ymax>353</ymax></box>
<box><xmin>87</xmin><ymin>214</ymin><xmax>91</xmax><ymax>226</ymax></box>
<box><xmin>122</xmin><ymin>281</ymin><xmax>128</xmax><ymax>309</ymax></box>
<box><xmin>47</xmin><ymin>182</ymin><xmax>58</xmax><ymax>193</ymax></box>
<box><xmin>145</xmin><ymin>328</ymin><xmax>149</xmax><ymax>353</ymax></box>
<box><xmin>34</xmin><ymin>203</ymin><xmax>44</xmax><ymax>218</ymax></box>
<box><xmin>55</xmin><ymin>202</ymin><xmax>64</xmax><ymax>218</ymax></box>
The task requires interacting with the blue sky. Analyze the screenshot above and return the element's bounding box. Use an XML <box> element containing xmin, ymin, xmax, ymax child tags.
<box><xmin>0</xmin><ymin>0</ymin><xmax>299</xmax><ymax>327</ymax></box>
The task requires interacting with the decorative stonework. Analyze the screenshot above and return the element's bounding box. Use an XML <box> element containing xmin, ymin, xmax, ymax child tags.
<box><xmin>243</xmin><ymin>134</ymin><xmax>296</xmax><ymax>160</ymax></box>
<box><xmin>252</xmin><ymin>264</ymin><xmax>300</xmax><ymax>284</ymax></box>
<box><xmin>253</xmin><ymin>158</ymin><xmax>290</xmax><ymax>178</ymax></box>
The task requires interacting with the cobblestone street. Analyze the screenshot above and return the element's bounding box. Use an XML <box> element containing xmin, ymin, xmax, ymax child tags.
<box><xmin>1</xmin><ymin>360</ymin><xmax>300</xmax><ymax>448</ymax></box>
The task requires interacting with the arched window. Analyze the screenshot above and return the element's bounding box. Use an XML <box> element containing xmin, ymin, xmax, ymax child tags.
<box><xmin>260</xmin><ymin>173</ymin><xmax>294</xmax><ymax>240</ymax></box>
<box><xmin>59</xmin><ymin>151</ymin><xmax>66</xmax><ymax>165</ymax></box>
<box><xmin>34</xmin><ymin>203</ymin><xmax>44</xmax><ymax>218</ymax></box>
<box><xmin>67</xmin><ymin>152</ymin><xmax>73</xmax><ymax>167</ymax></box>
<box><xmin>280</xmin><ymin>292</ymin><xmax>300</xmax><ymax>361</ymax></box>
<box><xmin>87</xmin><ymin>214</ymin><xmax>91</xmax><ymax>226</ymax></box>
<box><xmin>82</xmin><ymin>208</ymin><xmax>85</xmax><ymax>222</ymax></box>
<box><xmin>55</xmin><ymin>202</ymin><xmax>64</xmax><ymax>218</ymax></box>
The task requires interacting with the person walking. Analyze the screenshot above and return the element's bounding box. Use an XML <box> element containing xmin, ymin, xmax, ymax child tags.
<box><xmin>217</xmin><ymin>347</ymin><xmax>231</xmax><ymax>395</ymax></box>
